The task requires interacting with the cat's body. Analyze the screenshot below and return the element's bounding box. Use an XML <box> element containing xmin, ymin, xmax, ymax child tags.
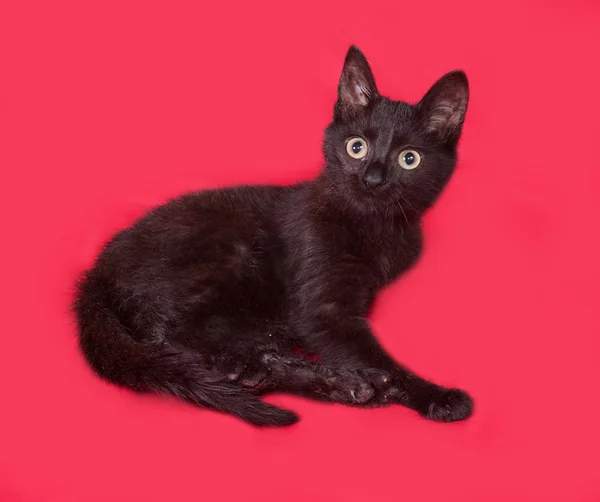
<box><xmin>74</xmin><ymin>47</ymin><xmax>473</xmax><ymax>426</ymax></box>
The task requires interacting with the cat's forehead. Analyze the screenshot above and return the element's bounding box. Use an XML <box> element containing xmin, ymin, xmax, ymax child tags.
<box><xmin>334</xmin><ymin>98</ymin><xmax>418</xmax><ymax>141</ymax></box>
<box><xmin>351</xmin><ymin>99</ymin><xmax>418</xmax><ymax>146</ymax></box>
<box><xmin>370</xmin><ymin>99</ymin><xmax>414</xmax><ymax>128</ymax></box>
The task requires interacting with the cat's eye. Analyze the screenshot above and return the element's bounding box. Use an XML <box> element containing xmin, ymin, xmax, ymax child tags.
<box><xmin>398</xmin><ymin>149</ymin><xmax>421</xmax><ymax>170</ymax></box>
<box><xmin>346</xmin><ymin>137</ymin><xmax>368</xmax><ymax>159</ymax></box>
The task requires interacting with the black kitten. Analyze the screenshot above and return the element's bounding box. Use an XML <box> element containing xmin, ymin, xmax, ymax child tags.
<box><xmin>74</xmin><ymin>46</ymin><xmax>473</xmax><ymax>426</ymax></box>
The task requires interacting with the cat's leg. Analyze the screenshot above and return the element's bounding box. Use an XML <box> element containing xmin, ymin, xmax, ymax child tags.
<box><xmin>296</xmin><ymin>316</ymin><xmax>473</xmax><ymax>422</ymax></box>
<box><xmin>260</xmin><ymin>353</ymin><xmax>392</xmax><ymax>405</ymax></box>
<box><xmin>171</xmin><ymin>330</ymin><xmax>379</xmax><ymax>404</ymax></box>
<box><xmin>211</xmin><ymin>350</ymin><xmax>390</xmax><ymax>405</ymax></box>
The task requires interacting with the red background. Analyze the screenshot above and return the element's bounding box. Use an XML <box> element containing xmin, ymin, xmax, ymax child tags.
<box><xmin>1</xmin><ymin>0</ymin><xmax>599</xmax><ymax>500</ymax></box>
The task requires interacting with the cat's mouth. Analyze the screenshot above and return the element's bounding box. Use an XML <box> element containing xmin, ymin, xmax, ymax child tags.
<box><xmin>355</xmin><ymin>176</ymin><xmax>392</xmax><ymax>200</ymax></box>
<box><xmin>350</xmin><ymin>177</ymin><xmax>418</xmax><ymax>219</ymax></box>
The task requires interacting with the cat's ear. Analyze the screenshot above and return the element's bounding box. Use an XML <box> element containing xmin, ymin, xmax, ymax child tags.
<box><xmin>418</xmin><ymin>71</ymin><xmax>469</xmax><ymax>144</ymax></box>
<box><xmin>335</xmin><ymin>46</ymin><xmax>379</xmax><ymax>120</ymax></box>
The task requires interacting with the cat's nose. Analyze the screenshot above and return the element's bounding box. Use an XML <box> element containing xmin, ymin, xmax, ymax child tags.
<box><xmin>363</xmin><ymin>163</ymin><xmax>386</xmax><ymax>189</ymax></box>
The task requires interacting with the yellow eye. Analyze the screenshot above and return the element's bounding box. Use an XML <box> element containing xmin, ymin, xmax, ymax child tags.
<box><xmin>346</xmin><ymin>137</ymin><xmax>368</xmax><ymax>159</ymax></box>
<box><xmin>398</xmin><ymin>149</ymin><xmax>421</xmax><ymax>170</ymax></box>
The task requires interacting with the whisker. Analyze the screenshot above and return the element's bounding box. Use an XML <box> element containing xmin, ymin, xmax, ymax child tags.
<box><xmin>400</xmin><ymin>195</ymin><xmax>416</xmax><ymax>211</ymax></box>
<box><xmin>397</xmin><ymin>201</ymin><xmax>409</xmax><ymax>227</ymax></box>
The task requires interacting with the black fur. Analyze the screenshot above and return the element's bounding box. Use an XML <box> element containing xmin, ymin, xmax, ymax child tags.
<box><xmin>73</xmin><ymin>46</ymin><xmax>473</xmax><ymax>427</ymax></box>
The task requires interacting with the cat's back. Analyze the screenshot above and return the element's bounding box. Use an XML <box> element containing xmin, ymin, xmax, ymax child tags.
<box><xmin>149</xmin><ymin>184</ymin><xmax>292</xmax><ymax>230</ymax></box>
<box><xmin>89</xmin><ymin>184</ymin><xmax>296</xmax><ymax>285</ymax></box>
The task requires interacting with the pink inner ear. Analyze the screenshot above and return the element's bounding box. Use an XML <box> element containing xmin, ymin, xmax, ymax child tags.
<box><xmin>338</xmin><ymin>49</ymin><xmax>377</xmax><ymax>109</ymax></box>
<box><xmin>340</xmin><ymin>65</ymin><xmax>373</xmax><ymax>107</ymax></box>
<box><xmin>353</xmin><ymin>81</ymin><xmax>371</xmax><ymax>106</ymax></box>
<box><xmin>426</xmin><ymin>97</ymin><xmax>466</xmax><ymax>136</ymax></box>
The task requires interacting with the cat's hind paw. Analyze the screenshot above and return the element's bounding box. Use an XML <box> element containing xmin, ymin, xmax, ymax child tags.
<box><xmin>325</xmin><ymin>371</ymin><xmax>376</xmax><ymax>404</ymax></box>
<box><xmin>220</xmin><ymin>358</ymin><xmax>271</xmax><ymax>390</ymax></box>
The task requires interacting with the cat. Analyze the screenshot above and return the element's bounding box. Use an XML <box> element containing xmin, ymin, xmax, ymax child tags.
<box><xmin>73</xmin><ymin>46</ymin><xmax>473</xmax><ymax>427</ymax></box>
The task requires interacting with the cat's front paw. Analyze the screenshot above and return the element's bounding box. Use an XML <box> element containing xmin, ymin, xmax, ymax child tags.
<box><xmin>420</xmin><ymin>388</ymin><xmax>473</xmax><ymax>422</ymax></box>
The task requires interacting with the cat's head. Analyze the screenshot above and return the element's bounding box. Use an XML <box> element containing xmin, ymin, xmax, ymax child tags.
<box><xmin>322</xmin><ymin>46</ymin><xmax>469</xmax><ymax>217</ymax></box>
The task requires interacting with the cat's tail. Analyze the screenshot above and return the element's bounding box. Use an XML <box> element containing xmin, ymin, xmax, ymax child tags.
<box><xmin>72</xmin><ymin>279</ymin><xmax>299</xmax><ymax>427</ymax></box>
